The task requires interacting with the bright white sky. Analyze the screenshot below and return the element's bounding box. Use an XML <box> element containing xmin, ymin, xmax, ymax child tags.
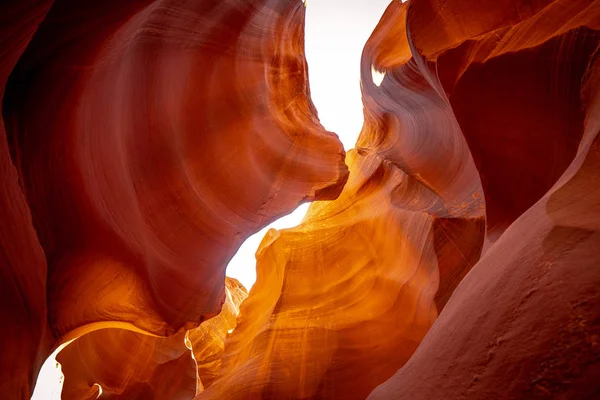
<box><xmin>226</xmin><ymin>0</ymin><xmax>394</xmax><ymax>290</ymax></box>
<box><xmin>32</xmin><ymin>2</ymin><xmax>394</xmax><ymax>398</ymax></box>
<box><xmin>31</xmin><ymin>343</ymin><xmax>71</xmax><ymax>400</ymax></box>
<box><xmin>304</xmin><ymin>0</ymin><xmax>393</xmax><ymax>148</ymax></box>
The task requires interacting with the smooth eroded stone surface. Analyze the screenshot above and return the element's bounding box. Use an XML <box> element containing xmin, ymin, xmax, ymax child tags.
<box><xmin>58</xmin><ymin>330</ymin><xmax>196</xmax><ymax>400</ymax></box>
<box><xmin>368</xmin><ymin>0</ymin><xmax>600</xmax><ymax>398</ymax></box>
<box><xmin>189</xmin><ymin>277</ymin><xmax>248</xmax><ymax>390</ymax></box>
<box><xmin>198</xmin><ymin>4</ymin><xmax>485</xmax><ymax>398</ymax></box>
<box><xmin>369</xmin><ymin>67</ymin><xmax>600</xmax><ymax>400</ymax></box>
<box><xmin>199</xmin><ymin>149</ymin><xmax>483</xmax><ymax>399</ymax></box>
<box><xmin>3</xmin><ymin>0</ymin><xmax>600</xmax><ymax>399</ymax></box>
<box><xmin>410</xmin><ymin>0</ymin><xmax>600</xmax><ymax>239</ymax></box>
<box><xmin>4</xmin><ymin>0</ymin><xmax>347</xmax><ymax>339</ymax></box>
<box><xmin>199</xmin><ymin>150</ymin><xmax>438</xmax><ymax>399</ymax></box>
<box><xmin>358</xmin><ymin>0</ymin><xmax>486</xmax><ymax>308</ymax></box>
<box><xmin>0</xmin><ymin>0</ymin><xmax>54</xmax><ymax>397</ymax></box>
<box><xmin>57</xmin><ymin>277</ymin><xmax>247</xmax><ymax>399</ymax></box>
<box><xmin>1</xmin><ymin>0</ymin><xmax>346</xmax><ymax>397</ymax></box>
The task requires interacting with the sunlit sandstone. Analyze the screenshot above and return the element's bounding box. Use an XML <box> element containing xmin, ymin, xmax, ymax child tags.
<box><xmin>55</xmin><ymin>278</ymin><xmax>246</xmax><ymax>399</ymax></box>
<box><xmin>0</xmin><ymin>0</ymin><xmax>346</xmax><ymax>396</ymax></box>
<box><xmin>1</xmin><ymin>0</ymin><xmax>599</xmax><ymax>399</ymax></box>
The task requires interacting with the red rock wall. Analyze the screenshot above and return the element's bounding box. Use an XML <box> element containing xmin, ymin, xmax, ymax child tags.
<box><xmin>0</xmin><ymin>1</ymin><xmax>55</xmax><ymax>397</ymax></box>
<box><xmin>57</xmin><ymin>329</ymin><xmax>196</xmax><ymax>400</ymax></box>
<box><xmin>0</xmin><ymin>0</ymin><xmax>346</xmax><ymax>397</ymax></box>
<box><xmin>56</xmin><ymin>277</ymin><xmax>247</xmax><ymax>399</ymax></box>
<box><xmin>198</xmin><ymin>2</ymin><xmax>485</xmax><ymax>398</ymax></box>
<box><xmin>1</xmin><ymin>0</ymin><xmax>600</xmax><ymax>399</ymax></box>
<box><xmin>368</xmin><ymin>0</ymin><xmax>600</xmax><ymax>398</ymax></box>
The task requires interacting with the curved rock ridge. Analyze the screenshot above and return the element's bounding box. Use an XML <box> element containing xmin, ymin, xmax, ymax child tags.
<box><xmin>358</xmin><ymin>0</ymin><xmax>486</xmax><ymax>308</ymax></box>
<box><xmin>55</xmin><ymin>277</ymin><xmax>247</xmax><ymax>399</ymax></box>
<box><xmin>368</xmin><ymin>0</ymin><xmax>600</xmax><ymax>398</ymax></box>
<box><xmin>197</xmin><ymin>4</ymin><xmax>485</xmax><ymax>398</ymax></box>
<box><xmin>189</xmin><ymin>277</ymin><xmax>248</xmax><ymax>390</ymax></box>
<box><xmin>0</xmin><ymin>0</ymin><xmax>55</xmax><ymax>397</ymax></box>
<box><xmin>57</xmin><ymin>330</ymin><xmax>196</xmax><ymax>400</ymax></box>
<box><xmin>198</xmin><ymin>151</ymin><xmax>434</xmax><ymax>400</ymax></box>
<box><xmin>409</xmin><ymin>0</ymin><xmax>600</xmax><ymax>240</ymax></box>
<box><xmin>2</xmin><ymin>0</ymin><xmax>600</xmax><ymax>398</ymax></box>
<box><xmin>0</xmin><ymin>0</ymin><xmax>346</xmax><ymax>397</ymax></box>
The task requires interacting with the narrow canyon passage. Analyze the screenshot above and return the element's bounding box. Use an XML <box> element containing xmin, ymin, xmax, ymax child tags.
<box><xmin>1</xmin><ymin>0</ymin><xmax>599</xmax><ymax>399</ymax></box>
<box><xmin>225</xmin><ymin>0</ymin><xmax>394</xmax><ymax>292</ymax></box>
<box><xmin>32</xmin><ymin>1</ymin><xmax>394</xmax><ymax>397</ymax></box>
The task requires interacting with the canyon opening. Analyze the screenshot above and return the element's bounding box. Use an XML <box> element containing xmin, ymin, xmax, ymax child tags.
<box><xmin>2</xmin><ymin>0</ymin><xmax>599</xmax><ymax>399</ymax></box>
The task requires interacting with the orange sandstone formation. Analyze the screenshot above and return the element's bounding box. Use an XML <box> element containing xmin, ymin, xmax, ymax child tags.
<box><xmin>369</xmin><ymin>110</ymin><xmax>600</xmax><ymax>400</ymax></box>
<box><xmin>199</xmin><ymin>3</ymin><xmax>485</xmax><ymax>399</ymax></box>
<box><xmin>189</xmin><ymin>277</ymin><xmax>248</xmax><ymax>390</ymax></box>
<box><xmin>0</xmin><ymin>0</ymin><xmax>346</xmax><ymax>397</ymax></box>
<box><xmin>408</xmin><ymin>0</ymin><xmax>600</xmax><ymax>241</ymax></box>
<box><xmin>368</xmin><ymin>0</ymin><xmax>600</xmax><ymax>398</ymax></box>
<box><xmin>198</xmin><ymin>150</ymin><xmax>482</xmax><ymax>400</ymax></box>
<box><xmin>4</xmin><ymin>0</ymin><xmax>347</xmax><ymax>338</ymax></box>
<box><xmin>56</xmin><ymin>277</ymin><xmax>247</xmax><ymax>399</ymax></box>
<box><xmin>1</xmin><ymin>0</ymin><xmax>600</xmax><ymax>399</ymax></box>
<box><xmin>57</xmin><ymin>330</ymin><xmax>196</xmax><ymax>400</ymax></box>
<box><xmin>0</xmin><ymin>1</ymin><xmax>55</xmax><ymax>397</ymax></box>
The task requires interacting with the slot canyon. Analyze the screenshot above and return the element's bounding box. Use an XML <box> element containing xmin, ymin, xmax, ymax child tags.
<box><xmin>1</xmin><ymin>0</ymin><xmax>600</xmax><ymax>399</ymax></box>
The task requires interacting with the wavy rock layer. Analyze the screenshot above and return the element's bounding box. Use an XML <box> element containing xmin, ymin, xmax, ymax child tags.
<box><xmin>56</xmin><ymin>278</ymin><xmax>246</xmax><ymax>399</ymax></box>
<box><xmin>2</xmin><ymin>0</ymin><xmax>600</xmax><ymax>399</ymax></box>
<box><xmin>0</xmin><ymin>0</ymin><xmax>346</xmax><ymax>397</ymax></box>
<box><xmin>58</xmin><ymin>330</ymin><xmax>195</xmax><ymax>400</ymax></box>
<box><xmin>0</xmin><ymin>1</ymin><xmax>54</xmax><ymax>397</ymax></box>
<box><xmin>198</xmin><ymin>3</ymin><xmax>485</xmax><ymax>399</ymax></box>
<box><xmin>411</xmin><ymin>0</ymin><xmax>600</xmax><ymax>241</ymax></box>
<box><xmin>5</xmin><ymin>0</ymin><xmax>347</xmax><ymax>338</ymax></box>
<box><xmin>189</xmin><ymin>277</ymin><xmax>248</xmax><ymax>390</ymax></box>
<box><xmin>369</xmin><ymin>0</ymin><xmax>600</xmax><ymax>398</ymax></box>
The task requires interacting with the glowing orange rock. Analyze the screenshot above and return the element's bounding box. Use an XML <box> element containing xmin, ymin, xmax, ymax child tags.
<box><xmin>189</xmin><ymin>278</ymin><xmax>248</xmax><ymax>390</ymax></box>
<box><xmin>1</xmin><ymin>0</ymin><xmax>346</xmax><ymax>397</ymax></box>
<box><xmin>56</xmin><ymin>278</ymin><xmax>247</xmax><ymax>398</ymax></box>
<box><xmin>369</xmin><ymin>73</ymin><xmax>600</xmax><ymax>399</ymax></box>
<box><xmin>5</xmin><ymin>0</ymin><xmax>347</xmax><ymax>339</ymax></box>
<box><xmin>408</xmin><ymin>0</ymin><xmax>600</xmax><ymax>241</ymax></box>
<box><xmin>57</xmin><ymin>330</ymin><xmax>196</xmax><ymax>400</ymax></box>
<box><xmin>358</xmin><ymin>0</ymin><xmax>486</xmax><ymax>308</ymax></box>
<box><xmin>368</xmin><ymin>0</ymin><xmax>600</xmax><ymax>398</ymax></box>
<box><xmin>199</xmin><ymin>5</ymin><xmax>484</xmax><ymax>398</ymax></box>
<box><xmin>200</xmin><ymin>149</ymin><xmax>483</xmax><ymax>399</ymax></box>
<box><xmin>2</xmin><ymin>0</ymin><xmax>600</xmax><ymax>398</ymax></box>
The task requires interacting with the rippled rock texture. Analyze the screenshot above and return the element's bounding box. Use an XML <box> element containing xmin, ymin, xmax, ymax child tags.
<box><xmin>56</xmin><ymin>277</ymin><xmax>246</xmax><ymax>399</ymax></box>
<box><xmin>1</xmin><ymin>0</ymin><xmax>600</xmax><ymax>399</ymax></box>
<box><xmin>199</xmin><ymin>2</ymin><xmax>485</xmax><ymax>398</ymax></box>
<box><xmin>0</xmin><ymin>1</ymin><xmax>55</xmax><ymax>397</ymax></box>
<box><xmin>367</xmin><ymin>0</ymin><xmax>600</xmax><ymax>399</ymax></box>
<box><xmin>0</xmin><ymin>0</ymin><xmax>346</xmax><ymax>397</ymax></box>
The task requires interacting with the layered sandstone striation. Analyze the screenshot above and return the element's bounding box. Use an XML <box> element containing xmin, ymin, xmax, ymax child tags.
<box><xmin>1</xmin><ymin>0</ymin><xmax>599</xmax><ymax>399</ymax></box>
<box><xmin>369</xmin><ymin>0</ymin><xmax>600</xmax><ymax>398</ymax></box>
<box><xmin>56</xmin><ymin>278</ymin><xmax>247</xmax><ymax>399</ymax></box>
<box><xmin>0</xmin><ymin>0</ymin><xmax>346</xmax><ymax>397</ymax></box>
<box><xmin>57</xmin><ymin>330</ymin><xmax>196</xmax><ymax>400</ymax></box>
<box><xmin>189</xmin><ymin>277</ymin><xmax>248</xmax><ymax>391</ymax></box>
<box><xmin>199</xmin><ymin>2</ymin><xmax>485</xmax><ymax>399</ymax></box>
<box><xmin>0</xmin><ymin>1</ymin><xmax>56</xmax><ymax>397</ymax></box>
